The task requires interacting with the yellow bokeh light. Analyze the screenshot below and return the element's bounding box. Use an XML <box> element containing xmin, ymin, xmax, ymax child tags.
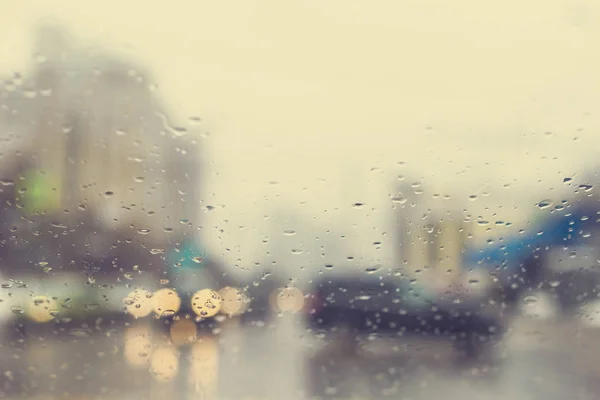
<box><xmin>270</xmin><ymin>287</ymin><xmax>305</xmax><ymax>313</ymax></box>
<box><xmin>191</xmin><ymin>289</ymin><xmax>222</xmax><ymax>318</ymax></box>
<box><xmin>153</xmin><ymin>288</ymin><xmax>181</xmax><ymax>318</ymax></box>
<box><xmin>124</xmin><ymin>288</ymin><xmax>153</xmax><ymax>318</ymax></box>
<box><xmin>218</xmin><ymin>286</ymin><xmax>247</xmax><ymax>316</ymax></box>
<box><xmin>28</xmin><ymin>295</ymin><xmax>59</xmax><ymax>323</ymax></box>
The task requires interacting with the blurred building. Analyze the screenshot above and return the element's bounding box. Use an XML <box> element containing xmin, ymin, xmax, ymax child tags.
<box><xmin>5</xmin><ymin>26</ymin><xmax>200</xmax><ymax>236</ymax></box>
<box><xmin>394</xmin><ymin>180</ymin><xmax>466</xmax><ymax>290</ymax></box>
<box><xmin>0</xmin><ymin>25</ymin><xmax>203</xmax><ymax>277</ymax></box>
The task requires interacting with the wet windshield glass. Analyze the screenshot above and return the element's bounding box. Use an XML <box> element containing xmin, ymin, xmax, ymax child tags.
<box><xmin>1</xmin><ymin>2</ymin><xmax>600</xmax><ymax>399</ymax></box>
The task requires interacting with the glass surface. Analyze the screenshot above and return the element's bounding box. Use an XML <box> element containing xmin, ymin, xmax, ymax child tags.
<box><xmin>1</xmin><ymin>2</ymin><xmax>600</xmax><ymax>399</ymax></box>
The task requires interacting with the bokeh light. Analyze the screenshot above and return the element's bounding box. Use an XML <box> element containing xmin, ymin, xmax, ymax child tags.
<box><xmin>191</xmin><ymin>289</ymin><xmax>222</xmax><ymax>318</ymax></box>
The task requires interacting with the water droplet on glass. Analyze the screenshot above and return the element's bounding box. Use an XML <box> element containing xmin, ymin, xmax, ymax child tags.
<box><xmin>137</xmin><ymin>229</ymin><xmax>151</xmax><ymax>235</ymax></box>
<box><xmin>283</xmin><ymin>230</ymin><xmax>296</xmax><ymax>236</ymax></box>
<box><xmin>365</xmin><ymin>265</ymin><xmax>381</xmax><ymax>274</ymax></box>
<box><xmin>11</xmin><ymin>306</ymin><xmax>24</xmax><ymax>315</ymax></box>
<box><xmin>523</xmin><ymin>296</ymin><xmax>538</xmax><ymax>305</ymax></box>
<box><xmin>537</xmin><ymin>199</ymin><xmax>553</xmax><ymax>209</ymax></box>
<box><xmin>104</xmin><ymin>191</ymin><xmax>114</xmax><ymax>198</ymax></box>
<box><xmin>391</xmin><ymin>196</ymin><xmax>407</xmax><ymax>205</ymax></box>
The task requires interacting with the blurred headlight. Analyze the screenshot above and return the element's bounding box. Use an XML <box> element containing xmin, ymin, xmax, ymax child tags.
<box><xmin>152</xmin><ymin>288</ymin><xmax>181</xmax><ymax>318</ymax></box>
<box><xmin>27</xmin><ymin>295</ymin><xmax>59</xmax><ymax>323</ymax></box>
<box><xmin>270</xmin><ymin>287</ymin><xmax>305</xmax><ymax>313</ymax></box>
<box><xmin>124</xmin><ymin>288</ymin><xmax>153</xmax><ymax>318</ymax></box>
<box><xmin>191</xmin><ymin>289</ymin><xmax>222</xmax><ymax>318</ymax></box>
<box><xmin>218</xmin><ymin>286</ymin><xmax>248</xmax><ymax>316</ymax></box>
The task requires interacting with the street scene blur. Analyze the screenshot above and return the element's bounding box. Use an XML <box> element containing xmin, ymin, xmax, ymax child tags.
<box><xmin>2</xmin><ymin>1</ymin><xmax>600</xmax><ymax>399</ymax></box>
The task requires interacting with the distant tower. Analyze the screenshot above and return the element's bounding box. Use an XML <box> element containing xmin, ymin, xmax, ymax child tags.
<box><xmin>435</xmin><ymin>210</ymin><xmax>466</xmax><ymax>285</ymax></box>
<box><xmin>395</xmin><ymin>179</ymin><xmax>430</xmax><ymax>276</ymax></box>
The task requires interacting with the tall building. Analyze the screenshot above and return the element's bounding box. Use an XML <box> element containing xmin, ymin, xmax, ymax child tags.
<box><xmin>7</xmin><ymin>25</ymin><xmax>202</xmax><ymax>244</ymax></box>
<box><xmin>0</xmin><ymin>26</ymin><xmax>204</xmax><ymax>280</ymax></box>
<box><xmin>393</xmin><ymin>180</ymin><xmax>466</xmax><ymax>290</ymax></box>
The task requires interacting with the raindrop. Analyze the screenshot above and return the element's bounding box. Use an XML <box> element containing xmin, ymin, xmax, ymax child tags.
<box><xmin>0</xmin><ymin>178</ymin><xmax>15</xmax><ymax>186</ymax></box>
<box><xmin>11</xmin><ymin>306</ymin><xmax>24</xmax><ymax>315</ymax></box>
<box><xmin>191</xmin><ymin>256</ymin><xmax>203</xmax><ymax>264</ymax></box>
<box><xmin>283</xmin><ymin>230</ymin><xmax>296</xmax><ymax>236</ymax></box>
<box><xmin>104</xmin><ymin>191</ymin><xmax>114</xmax><ymax>198</ymax></box>
<box><xmin>523</xmin><ymin>296</ymin><xmax>538</xmax><ymax>305</ymax></box>
<box><xmin>365</xmin><ymin>265</ymin><xmax>381</xmax><ymax>274</ymax></box>
<box><xmin>291</xmin><ymin>249</ymin><xmax>303</xmax><ymax>255</ymax></box>
<box><xmin>134</xmin><ymin>176</ymin><xmax>145</xmax><ymax>183</ymax></box>
<box><xmin>353</xmin><ymin>203</ymin><xmax>365</xmax><ymax>209</ymax></box>
<box><xmin>569</xmin><ymin>251</ymin><xmax>577</xmax><ymax>258</ymax></box>
<box><xmin>391</xmin><ymin>196</ymin><xmax>407</xmax><ymax>205</ymax></box>
<box><xmin>537</xmin><ymin>199</ymin><xmax>553</xmax><ymax>209</ymax></box>
<box><xmin>137</xmin><ymin>229</ymin><xmax>151</xmax><ymax>235</ymax></box>
<box><xmin>150</xmin><ymin>249</ymin><xmax>165</xmax><ymax>255</ymax></box>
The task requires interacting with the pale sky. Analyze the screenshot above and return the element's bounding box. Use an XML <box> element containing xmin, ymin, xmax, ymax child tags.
<box><xmin>2</xmin><ymin>1</ymin><xmax>600</xmax><ymax>276</ymax></box>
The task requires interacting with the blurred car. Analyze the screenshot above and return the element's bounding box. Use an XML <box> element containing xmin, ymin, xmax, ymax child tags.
<box><xmin>304</xmin><ymin>267</ymin><xmax>507</xmax><ymax>362</ymax></box>
<box><xmin>465</xmin><ymin>202</ymin><xmax>600</xmax><ymax>317</ymax></box>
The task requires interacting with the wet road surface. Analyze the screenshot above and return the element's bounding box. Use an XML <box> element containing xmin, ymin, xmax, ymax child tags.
<box><xmin>0</xmin><ymin>314</ymin><xmax>599</xmax><ymax>399</ymax></box>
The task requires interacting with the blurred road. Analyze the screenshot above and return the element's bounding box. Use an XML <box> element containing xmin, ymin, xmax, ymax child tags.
<box><xmin>1</xmin><ymin>314</ymin><xmax>600</xmax><ymax>399</ymax></box>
